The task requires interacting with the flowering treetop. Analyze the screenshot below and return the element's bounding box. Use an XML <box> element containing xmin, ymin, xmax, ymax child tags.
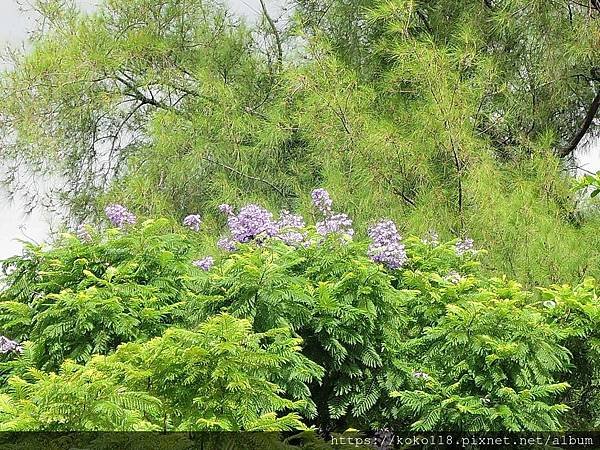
<box><xmin>97</xmin><ymin>188</ymin><xmax>476</xmax><ymax>274</ymax></box>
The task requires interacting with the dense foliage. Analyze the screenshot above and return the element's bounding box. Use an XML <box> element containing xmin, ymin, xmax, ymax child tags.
<box><xmin>0</xmin><ymin>0</ymin><xmax>599</xmax><ymax>441</ymax></box>
<box><xmin>0</xmin><ymin>192</ymin><xmax>599</xmax><ymax>436</ymax></box>
<box><xmin>0</xmin><ymin>219</ymin><xmax>198</xmax><ymax>370</ymax></box>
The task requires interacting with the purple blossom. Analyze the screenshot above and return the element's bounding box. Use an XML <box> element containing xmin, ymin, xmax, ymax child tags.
<box><xmin>193</xmin><ymin>256</ymin><xmax>214</xmax><ymax>271</ymax></box>
<box><xmin>310</xmin><ymin>188</ymin><xmax>355</xmax><ymax>242</ymax></box>
<box><xmin>0</xmin><ymin>336</ymin><xmax>23</xmax><ymax>355</ymax></box>
<box><xmin>422</xmin><ymin>230</ymin><xmax>439</xmax><ymax>246</ymax></box>
<box><xmin>277</xmin><ymin>210</ymin><xmax>305</xmax><ymax>229</ymax></box>
<box><xmin>276</xmin><ymin>210</ymin><xmax>306</xmax><ymax>246</ymax></box>
<box><xmin>455</xmin><ymin>237</ymin><xmax>475</xmax><ymax>256</ymax></box>
<box><xmin>367</xmin><ymin>219</ymin><xmax>407</xmax><ymax>269</ymax></box>
<box><xmin>412</xmin><ymin>371</ymin><xmax>429</xmax><ymax>380</ymax></box>
<box><xmin>316</xmin><ymin>213</ymin><xmax>354</xmax><ymax>238</ymax></box>
<box><xmin>217</xmin><ymin>237</ymin><xmax>237</xmax><ymax>252</ymax></box>
<box><xmin>76</xmin><ymin>224</ymin><xmax>92</xmax><ymax>242</ymax></box>
<box><xmin>445</xmin><ymin>270</ymin><xmax>462</xmax><ymax>284</ymax></box>
<box><xmin>368</xmin><ymin>220</ymin><xmax>399</xmax><ymax>245</ymax></box>
<box><xmin>368</xmin><ymin>241</ymin><xmax>407</xmax><ymax>269</ymax></box>
<box><xmin>183</xmin><ymin>214</ymin><xmax>202</xmax><ymax>232</ymax></box>
<box><xmin>218</xmin><ymin>204</ymin><xmax>234</xmax><ymax>216</ymax></box>
<box><xmin>279</xmin><ymin>231</ymin><xmax>306</xmax><ymax>246</ymax></box>
<box><xmin>105</xmin><ymin>204</ymin><xmax>136</xmax><ymax>228</ymax></box>
<box><xmin>311</xmin><ymin>188</ymin><xmax>333</xmax><ymax>214</ymax></box>
<box><xmin>227</xmin><ymin>204</ymin><xmax>278</xmax><ymax>243</ymax></box>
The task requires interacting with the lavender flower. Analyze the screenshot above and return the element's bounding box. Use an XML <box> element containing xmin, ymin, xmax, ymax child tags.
<box><xmin>369</xmin><ymin>241</ymin><xmax>407</xmax><ymax>269</ymax></box>
<box><xmin>316</xmin><ymin>213</ymin><xmax>354</xmax><ymax>238</ymax></box>
<box><xmin>105</xmin><ymin>204</ymin><xmax>136</xmax><ymax>228</ymax></box>
<box><xmin>276</xmin><ymin>210</ymin><xmax>306</xmax><ymax>246</ymax></box>
<box><xmin>193</xmin><ymin>256</ymin><xmax>214</xmax><ymax>271</ymax></box>
<box><xmin>455</xmin><ymin>237</ymin><xmax>475</xmax><ymax>256</ymax></box>
<box><xmin>227</xmin><ymin>204</ymin><xmax>278</xmax><ymax>243</ymax></box>
<box><xmin>310</xmin><ymin>188</ymin><xmax>355</xmax><ymax>241</ymax></box>
<box><xmin>277</xmin><ymin>210</ymin><xmax>305</xmax><ymax>229</ymax></box>
<box><xmin>368</xmin><ymin>220</ymin><xmax>399</xmax><ymax>245</ymax></box>
<box><xmin>412</xmin><ymin>371</ymin><xmax>429</xmax><ymax>380</ymax></box>
<box><xmin>217</xmin><ymin>237</ymin><xmax>237</xmax><ymax>252</ymax></box>
<box><xmin>0</xmin><ymin>336</ymin><xmax>23</xmax><ymax>355</ymax></box>
<box><xmin>367</xmin><ymin>219</ymin><xmax>407</xmax><ymax>269</ymax></box>
<box><xmin>311</xmin><ymin>188</ymin><xmax>333</xmax><ymax>214</ymax></box>
<box><xmin>445</xmin><ymin>270</ymin><xmax>462</xmax><ymax>284</ymax></box>
<box><xmin>183</xmin><ymin>214</ymin><xmax>202</xmax><ymax>232</ymax></box>
<box><xmin>218</xmin><ymin>204</ymin><xmax>234</xmax><ymax>216</ymax></box>
<box><xmin>76</xmin><ymin>224</ymin><xmax>92</xmax><ymax>242</ymax></box>
<box><xmin>422</xmin><ymin>230</ymin><xmax>439</xmax><ymax>246</ymax></box>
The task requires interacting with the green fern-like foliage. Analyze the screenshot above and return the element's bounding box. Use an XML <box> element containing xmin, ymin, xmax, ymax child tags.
<box><xmin>378</xmin><ymin>240</ymin><xmax>572</xmax><ymax>431</ymax></box>
<box><xmin>94</xmin><ymin>313</ymin><xmax>323</xmax><ymax>431</ymax></box>
<box><xmin>0</xmin><ymin>210</ymin><xmax>596</xmax><ymax>433</ymax></box>
<box><xmin>187</xmin><ymin>231</ymin><xmax>577</xmax><ymax>431</ymax></box>
<box><xmin>538</xmin><ymin>278</ymin><xmax>600</xmax><ymax>429</ymax></box>
<box><xmin>0</xmin><ymin>361</ymin><xmax>161</xmax><ymax>431</ymax></box>
<box><xmin>0</xmin><ymin>219</ymin><xmax>198</xmax><ymax>370</ymax></box>
<box><xmin>192</xmin><ymin>235</ymin><xmax>411</xmax><ymax>430</ymax></box>
<box><xmin>389</xmin><ymin>291</ymin><xmax>571</xmax><ymax>431</ymax></box>
<box><xmin>0</xmin><ymin>314</ymin><xmax>320</xmax><ymax>432</ymax></box>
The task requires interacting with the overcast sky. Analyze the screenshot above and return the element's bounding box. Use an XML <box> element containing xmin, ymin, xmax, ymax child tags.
<box><xmin>0</xmin><ymin>0</ymin><xmax>598</xmax><ymax>258</ymax></box>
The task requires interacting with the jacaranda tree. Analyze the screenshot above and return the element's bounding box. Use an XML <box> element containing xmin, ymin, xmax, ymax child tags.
<box><xmin>0</xmin><ymin>189</ymin><xmax>598</xmax><ymax>437</ymax></box>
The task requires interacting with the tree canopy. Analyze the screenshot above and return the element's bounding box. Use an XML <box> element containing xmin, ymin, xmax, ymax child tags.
<box><xmin>1</xmin><ymin>197</ymin><xmax>599</xmax><ymax>435</ymax></box>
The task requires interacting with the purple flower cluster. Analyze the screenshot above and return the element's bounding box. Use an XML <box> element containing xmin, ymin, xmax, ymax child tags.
<box><xmin>218</xmin><ymin>204</ymin><xmax>309</xmax><ymax>247</ymax></box>
<box><xmin>311</xmin><ymin>188</ymin><xmax>354</xmax><ymax>239</ymax></box>
<box><xmin>183</xmin><ymin>214</ymin><xmax>202</xmax><ymax>232</ymax></box>
<box><xmin>367</xmin><ymin>219</ymin><xmax>407</xmax><ymax>269</ymax></box>
<box><xmin>455</xmin><ymin>237</ymin><xmax>475</xmax><ymax>256</ymax></box>
<box><xmin>276</xmin><ymin>210</ymin><xmax>306</xmax><ymax>246</ymax></box>
<box><xmin>105</xmin><ymin>204</ymin><xmax>136</xmax><ymax>228</ymax></box>
<box><xmin>227</xmin><ymin>204</ymin><xmax>279</xmax><ymax>243</ymax></box>
<box><xmin>193</xmin><ymin>256</ymin><xmax>214</xmax><ymax>271</ymax></box>
<box><xmin>0</xmin><ymin>336</ymin><xmax>23</xmax><ymax>355</ymax></box>
<box><xmin>369</xmin><ymin>220</ymin><xmax>400</xmax><ymax>244</ymax></box>
<box><xmin>311</xmin><ymin>188</ymin><xmax>333</xmax><ymax>214</ymax></box>
<box><xmin>316</xmin><ymin>213</ymin><xmax>354</xmax><ymax>238</ymax></box>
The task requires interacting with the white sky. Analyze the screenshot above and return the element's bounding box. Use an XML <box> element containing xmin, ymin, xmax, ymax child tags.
<box><xmin>0</xmin><ymin>0</ymin><xmax>598</xmax><ymax>258</ymax></box>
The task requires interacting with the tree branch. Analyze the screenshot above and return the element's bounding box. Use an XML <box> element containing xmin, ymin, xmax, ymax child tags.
<box><xmin>202</xmin><ymin>154</ymin><xmax>295</xmax><ymax>198</ymax></box>
<box><xmin>114</xmin><ymin>74</ymin><xmax>173</xmax><ymax>111</ymax></box>
<box><xmin>258</xmin><ymin>0</ymin><xmax>283</xmax><ymax>70</ymax></box>
<box><xmin>557</xmin><ymin>89</ymin><xmax>600</xmax><ymax>157</ymax></box>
